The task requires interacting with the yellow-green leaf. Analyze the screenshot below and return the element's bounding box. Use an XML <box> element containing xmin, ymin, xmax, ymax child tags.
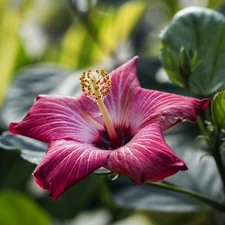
<box><xmin>0</xmin><ymin>191</ymin><xmax>50</xmax><ymax>225</ymax></box>
<box><xmin>0</xmin><ymin>8</ymin><xmax>21</xmax><ymax>105</ymax></box>
<box><xmin>59</xmin><ymin>1</ymin><xmax>146</xmax><ymax>68</ymax></box>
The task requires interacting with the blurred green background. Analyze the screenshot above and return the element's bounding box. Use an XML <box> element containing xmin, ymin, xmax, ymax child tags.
<box><xmin>1</xmin><ymin>0</ymin><xmax>225</xmax><ymax>224</ymax></box>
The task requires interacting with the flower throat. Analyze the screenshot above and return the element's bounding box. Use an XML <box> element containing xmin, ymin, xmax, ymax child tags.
<box><xmin>80</xmin><ymin>70</ymin><xmax>122</xmax><ymax>147</ymax></box>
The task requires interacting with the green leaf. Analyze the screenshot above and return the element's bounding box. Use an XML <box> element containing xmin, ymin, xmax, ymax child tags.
<box><xmin>160</xmin><ymin>7</ymin><xmax>225</xmax><ymax>95</ymax></box>
<box><xmin>0</xmin><ymin>6</ymin><xmax>23</xmax><ymax>105</ymax></box>
<box><xmin>0</xmin><ymin>132</ymin><xmax>46</xmax><ymax>164</ymax></box>
<box><xmin>110</xmin><ymin>146</ymin><xmax>224</xmax><ymax>212</ymax></box>
<box><xmin>212</xmin><ymin>90</ymin><xmax>225</xmax><ymax>128</ymax></box>
<box><xmin>0</xmin><ymin>191</ymin><xmax>50</xmax><ymax>225</ymax></box>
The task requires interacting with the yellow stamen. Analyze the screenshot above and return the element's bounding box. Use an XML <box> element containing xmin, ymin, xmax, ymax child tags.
<box><xmin>80</xmin><ymin>70</ymin><xmax>119</xmax><ymax>143</ymax></box>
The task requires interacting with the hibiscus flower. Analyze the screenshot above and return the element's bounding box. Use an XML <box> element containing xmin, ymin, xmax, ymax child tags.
<box><xmin>9</xmin><ymin>56</ymin><xmax>210</xmax><ymax>199</ymax></box>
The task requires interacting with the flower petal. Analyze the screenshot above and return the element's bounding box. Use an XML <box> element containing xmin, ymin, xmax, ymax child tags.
<box><xmin>105</xmin><ymin>123</ymin><xmax>187</xmax><ymax>185</ymax></box>
<box><xmin>129</xmin><ymin>88</ymin><xmax>210</xmax><ymax>133</ymax></box>
<box><xmin>104</xmin><ymin>56</ymin><xmax>140</xmax><ymax>127</ymax></box>
<box><xmin>9</xmin><ymin>95</ymin><xmax>104</xmax><ymax>143</ymax></box>
<box><xmin>33</xmin><ymin>140</ymin><xmax>111</xmax><ymax>199</ymax></box>
<box><xmin>58</xmin><ymin>57</ymin><xmax>141</xmax><ymax>128</ymax></box>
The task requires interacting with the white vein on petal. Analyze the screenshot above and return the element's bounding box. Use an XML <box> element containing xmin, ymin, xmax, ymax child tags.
<box><xmin>29</xmin><ymin>97</ymin><xmax>105</xmax><ymax>142</ymax></box>
<box><xmin>106</xmin><ymin>62</ymin><xmax>138</xmax><ymax>126</ymax></box>
<box><xmin>45</xmin><ymin>140</ymin><xmax>109</xmax><ymax>191</ymax></box>
<box><xmin>131</xmin><ymin>90</ymin><xmax>197</xmax><ymax>131</ymax></box>
<box><xmin>124</xmin><ymin>146</ymin><xmax>142</xmax><ymax>168</ymax></box>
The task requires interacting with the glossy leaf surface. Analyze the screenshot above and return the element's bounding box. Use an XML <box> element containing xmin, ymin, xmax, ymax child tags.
<box><xmin>160</xmin><ymin>7</ymin><xmax>225</xmax><ymax>95</ymax></box>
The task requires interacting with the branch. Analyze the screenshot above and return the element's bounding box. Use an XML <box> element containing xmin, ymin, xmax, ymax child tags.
<box><xmin>145</xmin><ymin>181</ymin><xmax>225</xmax><ymax>213</ymax></box>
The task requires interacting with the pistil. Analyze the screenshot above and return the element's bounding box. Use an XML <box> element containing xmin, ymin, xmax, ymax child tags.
<box><xmin>80</xmin><ymin>70</ymin><xmax>121</xmax><ymax>145</ymax></box>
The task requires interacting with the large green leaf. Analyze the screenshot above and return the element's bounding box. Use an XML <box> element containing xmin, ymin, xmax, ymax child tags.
<box><xmin>160</xmin><ymin>7</ymin><xmax>225</xmax><ymax>95</ymax></box>
<box><xmin>0</xmin><ymin>191</ymin><xmax>50</xmax><ymax>225</ymax></box>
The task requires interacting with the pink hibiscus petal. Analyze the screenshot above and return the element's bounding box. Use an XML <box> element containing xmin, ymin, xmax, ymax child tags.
<box><xmin>104</xmin><ymin>56</ymin><xmax>140</xmax><ymax>127</ymax></box>
<box><xmin>33</xmin><ymin>140</ymin><xmax>111</xmax><ymax>199</ymax></box>
<box><xmin>9</xmin><ymin>95</ymin><xmax>104</xmax><ymax>143</ymax></box>
<box><xmin>62</xmin><ymin>57</ymin><xmax>141</xmax><ymax>127</ymax></box>
<box><xmin>105</xmin><ymin>123</ymin><xmax>187</xmax><ymax>185</ymax></box>
<box><xmin>129</xmin><ymin>88</ymin><xmax>210</xmax><ymax>133</ymax></box>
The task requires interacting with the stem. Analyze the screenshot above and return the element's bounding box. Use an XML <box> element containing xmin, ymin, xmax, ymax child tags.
<box><xmin>67</xmin><ymin>0</ymin><xmax>100</xmax><ymax>45</ymax></box>
<box><xmin>185</xmin><ymin>88</ymin><xmax>211</xmax><ymax>148</ymax></box>
<box><xmin>197</xmin><ymin>115</ymin><xmax>225</xmax><ymax>191</ymax></box>
<box><xmin>186</xmin><ymin>84</ymin><xmax>225</xmax><ymax>192</ymax></box>
<box><xmin>210</xmin><ymin>127</ymin><xmax>225</xmax><ymax>190</ymax></box>
<box><xmin>145</xmin><ymin>181</ymin><xmax>225</xmax><ymax>213</ymax></box>
<box><xmin>197</xmin><ymin>117</ymin><xmax>212</xmax><ymax>148</ymax></box>
<box><xmin>185</xmin><ymin>83</ymin><xmax>192</xmax><ymax>97</ymax></box>
<box><xmin>67</xmin><ymin>0</ymin><xmax>116</xmax><ymax>56</ymax></box>
<box><xmin>197</xmin><ymin>114</ymin><xmax>225</xmax><ymax>190</ymax></box>
<box><xmin>212</xmin><ymin>147</ymin><xmax>225</xmax><ymax>191</ymax></box>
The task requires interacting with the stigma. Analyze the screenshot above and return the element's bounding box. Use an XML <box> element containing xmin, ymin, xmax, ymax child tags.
<box><xmin>80</xmin><ymin>69</ymin><xmax>111</xmax><ymax>103</ymax></box>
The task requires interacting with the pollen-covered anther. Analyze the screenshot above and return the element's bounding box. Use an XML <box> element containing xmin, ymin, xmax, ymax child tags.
<box><xmin>80</xmin><ymin>69</ymin><xmax>111</xmax><ymax>102</ymax></box>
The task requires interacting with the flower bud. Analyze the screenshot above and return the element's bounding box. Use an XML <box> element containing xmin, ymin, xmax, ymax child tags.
<box><xmin>212</xmin><ymin>90</ymin><xmax>225</xmax><ymax>128</ymax></box>
<box><xmin>178</xmin><ymin>46</ymin><xmax>197</xmax><ymax>82</ymax></box>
